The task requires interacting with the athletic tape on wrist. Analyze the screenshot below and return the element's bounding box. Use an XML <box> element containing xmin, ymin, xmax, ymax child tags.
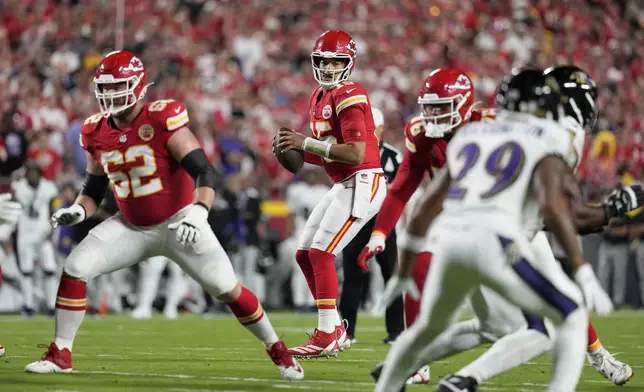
<box><xmin>398</xmin><ymin>232</ymin><xmax>426</xmax><ymax>253</ymax></box>
<box><xmin>303</xmin><ymin>137</ymin><xmax>331</xmax><ymax>158</ymax></box>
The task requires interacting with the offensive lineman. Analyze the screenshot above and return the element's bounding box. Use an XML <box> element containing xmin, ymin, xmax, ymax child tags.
<box><xmin>23</xmin><ymin>51</ymin><xmax>304</xmax><ymax>380</ymax></box>
<box><xmin>275</xmin><ymin>30</ymin><xmax>386</xmax><ymax>358</ymax></box>
<box><xmin>375</xmin><ymin>68</ymin><xmax>598</xmax><ymax>392</ymax></box>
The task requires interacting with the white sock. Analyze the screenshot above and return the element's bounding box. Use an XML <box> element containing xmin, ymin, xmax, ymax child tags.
<box><xmin>457</xmin><ymin>328</ymin><xmax>552</xmax><ymax>383</ymax></box>
<box><xmin>548</xmin><ymin>308</ymin><xmax>588</xmax><ymax>392</ymax></box>
<box><xmin>421</xmin><ymin>319</ymin><xmax>484</xmax><ymax>363</ymax></box>
<box><xmin>245</xmin><ymin>314</ymin><xmax>279</xmax><ymax>348</ymax></box>
<box><xmin>21</xmin><ymin>274</ymin><xmax>34</xmax><ymax>309</ymax></box>
<box><xmin>54</xmin><ymin>307</ymin><xmax>86</xmax><ymax>352</ymax></box>
<box><xmin>318</xmin><ymin>308</ymin><xmax>340</xmax><ymax>333</ymax></box>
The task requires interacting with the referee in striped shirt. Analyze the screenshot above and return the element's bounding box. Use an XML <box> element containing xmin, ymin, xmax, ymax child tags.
<box><xmin>340</xmin><ymin>108</ymin><xmax>404</xmax><ymax>344</ymax></box>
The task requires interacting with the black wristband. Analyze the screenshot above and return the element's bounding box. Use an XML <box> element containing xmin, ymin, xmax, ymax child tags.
<box><xmin>80</xmin><ymin>173</ymin><xmax>109</xmax><ymax>207</ymax></box>
<box><xmin>194</xmin><ymin>201</ymin><xmax>210</xmax><ymax>212</ymax></box>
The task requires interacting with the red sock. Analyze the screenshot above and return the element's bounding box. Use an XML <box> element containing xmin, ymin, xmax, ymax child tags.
<box><xmin>55</xmin><ymin>274</ymin><xmax>87</xmax><ymax>311</ymax></box>
<box><xmin>228</xmin><ymin>286</ymin><xmax>265</xmax><ymax>326</ymax></box>
<box><xmin>295</xmin><ymin>249</ymin><xmax>317</xmax><ymax>299</ymax></box>
<box><xmin>404</xmin><ymin>252</ymin><xmax>432</xmax><ymax>328</ymax></box>
<box><xmin>309</xmin><ymin>248</ymin><xmax>337</xmax><ymax>309</ymax></box>
<box><xmin>587</xmin><ymin>320</ymin><xmax>601</xmax><ymax>352</ymax></box>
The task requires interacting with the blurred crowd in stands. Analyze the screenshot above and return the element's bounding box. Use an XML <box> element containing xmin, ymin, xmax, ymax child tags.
<box><xmin>0</xmin><ymin>0</ymin><xmax>643</xmax><ymax>313</ymax></box>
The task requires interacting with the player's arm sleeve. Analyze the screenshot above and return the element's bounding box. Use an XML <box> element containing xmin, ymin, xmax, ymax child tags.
<box><xmin>180</xmin><ymin>149</ymin><xmax>217</xmax><ymax>190</ymax></box>
<box><xmin>372</xmin><ymin>150</ymin><xmax>426</xmax><ymax>237</ymax></box>
<box><xmin>335</xmin><ymin>90</ymin><xmax>369</xmax><ymax>143</ymax></box>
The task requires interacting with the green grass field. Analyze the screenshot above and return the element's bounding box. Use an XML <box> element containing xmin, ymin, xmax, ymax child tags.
<box><xmin>0</xmin><ymin>311</ymin><xmax>642</xmax><ymax>391</ymax></box>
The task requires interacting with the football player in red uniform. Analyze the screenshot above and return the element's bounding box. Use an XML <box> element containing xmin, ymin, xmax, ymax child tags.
<box><xmin>24</xmin><ymin>51</ymin><xmax>304</xmax><ymax>380</ymax></box>
<box><xmin>275</xmin><ymin>30</ymin><xmax>386</xmax><ymax>358</ymax></box>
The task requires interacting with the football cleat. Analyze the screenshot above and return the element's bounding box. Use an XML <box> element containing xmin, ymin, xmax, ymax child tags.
<box><xmin>266</xmin><ymin>340</ymin><xmax>304</xmax><ymax>380</ymax></box>
<box><xmin>588</xmin><ymin>349</ymin><xmax>633</xmax><ymax>386</ymax></box>
<box><xmin>336</xmin><ymin>320</ymin><xmax>351</xmax><ymax>351</ymax></box>
<box><xmin>0</xmin><ymin>344</ymin><xmax>5</xmax><ymax>357</ymax></box>
<box><xmin>370</xmin><ymin>363</ymin><xmax>406</xmax><ymax>392</ymax></box>
<box><xmin>407</xmin><ymin>365</ymin><xmax>430</xmax><ymax>385</ymax></box>
<box><xmin>24</xmin><ymin>343</ymin><xmax>72</xmax><ymax>373</ymax></box>
<box><xmin>131</xmin><ymin>307</ymin><xmax>152</xmax><ymax>320</ymax></box>
<box><xmin>287</xmin><ymin>329</ymin><xmax>340</xmax><ymax>359</ymax></box>
<box><xmin>436</xmin><ymin>374</ymin><xmax>478</xmax><ymax>392</ymax></box>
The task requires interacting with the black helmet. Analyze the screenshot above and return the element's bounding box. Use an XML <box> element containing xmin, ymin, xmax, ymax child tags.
<box><xmin>496</xmin><ymin>68</ymin><xmax>562</xmax><ymax>121</ymax></box>
<box><xmin>543</xmin><ymin>65</ymin><xmax>598</xmax><ymax>131</ymax></box>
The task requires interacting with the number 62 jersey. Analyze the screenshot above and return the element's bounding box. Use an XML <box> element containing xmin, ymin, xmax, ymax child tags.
<box><xmin>79</xmin><ymin>99</ymin><xmax>195</xmax><ymax>226</ymax></box>
<box><xmin>442</xmin><ymin>115</ymin><xmax>576</xmax><ymax>231</ymax></box>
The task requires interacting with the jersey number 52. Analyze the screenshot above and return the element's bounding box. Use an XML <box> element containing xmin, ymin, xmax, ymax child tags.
<box><xmin>100</xmin><ymin>145</ymin><xmax>163</xmax><ymax>199</ymax></box>
<box><xmin>448</xmin><ymin>141</ymin><xmax>525</xmax><ymax>199</ymax></box>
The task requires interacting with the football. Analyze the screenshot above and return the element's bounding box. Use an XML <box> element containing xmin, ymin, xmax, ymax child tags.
<box><xmin>274</xmin><ymin>132</ymin><xmax>304</xmax><ymax>174</ymax></box>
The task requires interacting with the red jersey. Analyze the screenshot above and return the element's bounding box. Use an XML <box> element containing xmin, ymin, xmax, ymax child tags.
<box><xmin>306</xmin><ymin>81</ymin><xmax>380</xmax><ymax>182</ymax></box>
<box><xmin>372</xmin><ymin>108</ymin><xmax>495</xmax><ymax>238</ymax></box>
<box><xmin>79</xmin><ymin>99</ymin><xmax>195</xmax><ymax>226</ymax></box>
<box><xmin>28</xmin><ymin>147</ymin><xmax>61</xmax><ymax>180</ymax></box>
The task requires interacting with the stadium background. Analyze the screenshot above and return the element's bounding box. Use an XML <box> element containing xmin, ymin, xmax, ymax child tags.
<box><xmin>0</xmin><ymin>0</ymin><xmax>643</xmax><ymax>313</ymax></box>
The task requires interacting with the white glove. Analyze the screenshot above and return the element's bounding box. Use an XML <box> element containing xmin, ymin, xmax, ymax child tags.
<box><xmin>374</xmin><ymin>275</ymin><xmax>420</xmax><ymax>315</ymax></box>
<box><xmin>574</xmin><ymin>264</ymin><xmax>613</xmax><ymax>316</ymax></box>
<box><xmin>50</xmin><ymin>204</ymin><xmax>86</xmax><ymax>228</ymax></box>
<box><xmin>168</xmin><ymin>203</ymin><xmax>209</xmax><ymax>245</ymax></box>
<box><xmin>357</xmin><ymin>232</ymin><xmax>387</xmax><ymax>271</ymax></box>
<box><xmin>0</xmin><ymin>193</ymin><xmax>22</xmax><ymax>224</ymax></box>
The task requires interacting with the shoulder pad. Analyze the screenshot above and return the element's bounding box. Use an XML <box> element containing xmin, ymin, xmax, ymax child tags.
<box><xmin>147</xmin><ymin>99</ymin><xmax>190</xmax><ymax>131</ymax></box>
<box><xmin>333</xmin><ymin>82</ymin><xmax>368</xmax><ymax>114</ymax></box>
<box><xmin>404</xmin><ymin>117</ymin><xmax>424</xmax><ymax>153</ymax></box>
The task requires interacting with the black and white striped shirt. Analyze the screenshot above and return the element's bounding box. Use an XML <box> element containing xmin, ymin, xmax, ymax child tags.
<box><xmin>379</xmin><ymin>142</ymin><xmax>403</xmax><ymax>184</ymax></box>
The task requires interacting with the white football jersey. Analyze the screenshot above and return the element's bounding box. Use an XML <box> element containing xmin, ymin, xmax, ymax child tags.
<box><xmin>12</xmin><ymin>178</ymin><xmax>58</xmax><ymax>231</ymax></box>
<box><xmin>442</xmin><ymin>113</ymin><xmax>575</xmax><ymax>234</ymax></box>
<box><xmin>286</xmin><ymin>182</ymin><xmax>330</xmax><ymax>236</ymax></box>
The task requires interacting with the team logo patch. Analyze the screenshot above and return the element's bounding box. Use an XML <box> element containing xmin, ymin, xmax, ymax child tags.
<box><xmin>322</xmin><ymin>105</ymin><xmax>332</xmax><ymax>119</ymax></box>
<box><xmin>138</xmin><ymin>124</ymin><xmax>154</xmax><ymax>141</ymax></box>
<box><xmin>119</xmin><ymin>134</ymin><xmax>127</xmax><ymax>143</ymax></box>
<box><xmin>452</xmin><ymin>74</ymin><xmax>471</xmax><ymax>90</ymax></box>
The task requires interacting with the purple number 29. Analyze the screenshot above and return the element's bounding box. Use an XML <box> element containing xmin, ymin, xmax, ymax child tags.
<box><xmin>447</xmin><ymin>141</ymin><xmax>525</xmax><ymax>199</ymax></box>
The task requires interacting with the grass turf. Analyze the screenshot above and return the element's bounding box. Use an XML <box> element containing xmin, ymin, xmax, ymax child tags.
<box><xmin>0</xmin><ymin>311</ymin><xmax>641</xmax><ymax>391</ymax></box>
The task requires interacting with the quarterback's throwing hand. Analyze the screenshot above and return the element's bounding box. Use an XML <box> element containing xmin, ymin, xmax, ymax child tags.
<box><xmin>374</xmin><ymin>275</ymin><xmax>420</xmax><ymax>315</ymax></box>
<box><xmin>51</xmin><ymin>204</ymin><xmax>86</xmax><ymax>228</ymax></box>
<box><xmin>574</xmin><ymin>264</ymin><xmax>613</xmax><ymax>316</ymax></box>
<box><xmin>0</xmin><ymin>193</ymin><xmax>22</xmax><ymax>225</ymax></box>
<box><xmin>168</xmin><ymin>203</ymin><xmax>209</xmax><ymax>245</ymax></box>
<box><xmin>276</xmin><ymin>127</ymin><xmax>305</xmax><ymax>154</ymax></box>
<box><xmin>357</xmin><ymin>232</ymin><xmax>386</xmax><ymax>271</ymax></box>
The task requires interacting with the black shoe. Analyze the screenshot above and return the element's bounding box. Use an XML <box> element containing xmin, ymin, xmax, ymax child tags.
<box><xmin>382</xmin><ymin>333</ymin><xmax>399</xmax><ymax>344</ymax></box>
<box><xmin>21</xmin><ymin>307</ymin><xmax>35</xmax><ymax>318</ymax></box>
<box><xmin>370</xmin><ymin>362</ymin><xmax>406</xmax><ymax>392</ymax></box>
<box><xmin>436</xmin><ymin>374</ymin><xmax>478</xmax><ymax>392</ymax></box>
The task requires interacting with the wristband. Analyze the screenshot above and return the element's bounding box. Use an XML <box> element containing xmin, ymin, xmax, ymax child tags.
<box><xmin>398</xmin><ymin>231</ymin><xmax>426</xmax><ymax>253</ymax></box>
<box><xmin>303</xmin><ymin>137</ymin><xmax>331</xmax><ymax>159</ymax></box>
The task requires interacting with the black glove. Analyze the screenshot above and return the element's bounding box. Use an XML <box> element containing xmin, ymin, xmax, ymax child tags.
<box><xmin>603</xmin><ymin>184</ymin><xmax>644</xmax><ymax>219</ymax></box>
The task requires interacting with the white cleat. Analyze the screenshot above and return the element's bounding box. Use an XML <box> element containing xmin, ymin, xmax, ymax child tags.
<box><xmin>588</xmin><ymin>349</ymin><xmax>633</xmax><ymax>386</ymax></box>
<box><xmin>406</xmin><ymin>365</ymin><xmax>430</xmax><ymax>385</ymax></box>
<box><xmin>25</xmin><ymin>343</ymin><xmax>73</xmax><ymax>373</ymax></box>
<box><xmin>164</xmin><ymin>308</ymin><xmax>178</xmax><ymax>320</ymax></box>
<box><xmin>131</xmin><ymin>307</ymin><xmax>152</xmax><ymax>320</ymax></box>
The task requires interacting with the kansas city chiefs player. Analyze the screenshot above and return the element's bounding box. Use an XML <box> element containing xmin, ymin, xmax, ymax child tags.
<box><xmin>275</xmin><ymin>30</ymin><xmax>386</xmax><ymax>359</ymax></box>
<box><xmin>24</xmin><ymin>51</ymin><xmax>304</xmax><ymax>380</ymax></box>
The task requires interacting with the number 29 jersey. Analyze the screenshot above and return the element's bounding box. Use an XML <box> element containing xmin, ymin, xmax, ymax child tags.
<box><xmin>80</xmin><ymin>99</ymin><xmax>195</xmax><ymax>226</ymax></box>
<box><xmin>442</xmin><ymin>114</ymin><xmax>575</xmax><ymax>230</ymax></box>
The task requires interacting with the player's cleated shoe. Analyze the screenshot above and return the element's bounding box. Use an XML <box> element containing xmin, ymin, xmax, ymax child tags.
<box><xmin>266</xmin><ymin>340</ymin><xmax>304</xmax><ymax>380</ymax></box>
<box><xmin>336</xmin><ymin>320</ymin><xmax>351</xmax><ymax>351</ymax></box>
<box><xmin>370</xmin><ymin>362</ymin><xmax>406</xmax><ymax>392</ymax></box>
<box><xmin>406</xmin><ymin>365</ymin><xmax>430</xmax><ymax>385</ymax></box>
<box><xmin>0</xmin><ymin>344</ymin><xmax>5</xmax><ymax>357</ymax></box>
<box><xmin>436</xmin><ymin>374</ymin><xmax>478</xmax><ymax>392</ymax></box>
<box><xmin>287</xmin><ymin>329</ymin><xmax>340</xmax><ymax>359</ymax></box>
<box><xmin>131</xmin><ymin>307</ymin><xmax>152</xmax><ymax>320</ymax></box>
<box><xmin>24</xmin><ymin>343</ymin><xmax>72</xmax><ymax>373</ymax></box>
<box><xmin>588</xmin><ymin>349</ymin><xmax>633</xmax><ymax>386</ymax></box>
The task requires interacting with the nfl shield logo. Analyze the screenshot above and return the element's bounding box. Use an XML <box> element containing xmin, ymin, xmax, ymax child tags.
<box><xmin>361</xmin><ymin>173</ymin><xmax>368</xmax><ymax>180</ymax></box>
<box><xmin>119</xmin><ymin>134</ymin><xmax>127</xmax><ymax>143</ymax></box>
<box><xmin>322</xmin><ymin>105</ymin><xmax>332</xmax><ymax>119</ymax></box>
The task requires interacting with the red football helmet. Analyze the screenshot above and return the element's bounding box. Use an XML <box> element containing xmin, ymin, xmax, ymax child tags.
<box><xmin>311</xmin><ymin>30</ymin><xmax>357</xmax><ymax>88</ymax></box>
<box><xmin>93</xmin><ymin>51</ymin><xmax>152</xmax><ymax>117</ymax></box>
<box><xmin>418</xmin><ymin>68</ymin><xmax>475</xmax><ymax>137</ymax></box>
